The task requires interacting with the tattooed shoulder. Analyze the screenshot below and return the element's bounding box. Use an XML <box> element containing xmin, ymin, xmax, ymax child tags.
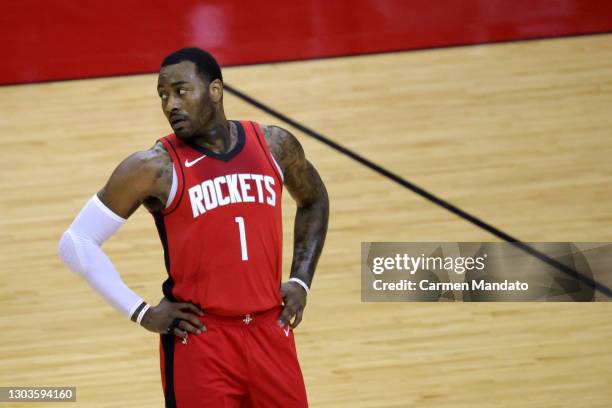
<box><xmin>261</xmin><ymin>124</ymin><xmax>326</xmax><ymax>207</ymax></box>
<box><xmin>261</xmin><ymin>124</ymin><xmax>305</xmax><ymax>174</ymax></box>
<box><xmin>139</xmin><ymin>142</ymin><xmax>173</xmax><ymax>211</ymax></box>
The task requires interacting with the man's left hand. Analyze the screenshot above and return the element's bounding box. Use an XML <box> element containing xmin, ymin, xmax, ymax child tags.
<box><xmin>278</xmin><ymin>281</ymin><xmax>308</xmax><ymax>329</ymax></box>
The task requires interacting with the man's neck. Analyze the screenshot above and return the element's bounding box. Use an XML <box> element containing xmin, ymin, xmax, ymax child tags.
<box><xmin>192</xmin><ymin>118</ymin><xmax>236</xmax><ymax>154</ymax></box>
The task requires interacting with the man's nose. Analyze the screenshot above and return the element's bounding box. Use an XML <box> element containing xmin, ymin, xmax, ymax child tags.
<box><xmin>165</xmin><ymin>94</ymin><xmax>182</xmax><ymax>113</ymax></box>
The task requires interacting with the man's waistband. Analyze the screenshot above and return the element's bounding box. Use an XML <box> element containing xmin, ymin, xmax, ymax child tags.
<box><xmin>199</xmin><ymin>305</ymin><xmax>283</xmax><ymax>327</ymax></box>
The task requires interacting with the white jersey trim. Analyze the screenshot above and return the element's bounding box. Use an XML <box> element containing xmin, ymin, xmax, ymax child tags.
<box><xmin>165</xmin><ymin>164</ymin><xmax>178</xmax><ymax>209</ymax></box>
<box><xmin>271</xmin><ymin>155</ymin><xmax>284</xmax><ymax>182</ymax></box>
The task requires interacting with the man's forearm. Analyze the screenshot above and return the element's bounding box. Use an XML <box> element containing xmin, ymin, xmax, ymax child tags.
<box><xmin>289</xmin><ymin>195</ymin><xmax>329</xmax><ymax>287</ymax></box>
<box><xmin>58</xmin><ymin>194</ymin><xmax>146</xmax><ymax>320</ymax></box>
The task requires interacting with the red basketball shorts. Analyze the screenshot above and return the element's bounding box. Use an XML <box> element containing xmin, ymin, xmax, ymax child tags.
<box><xmin>159</xmin><ymin>306</ymin><xmax>308</xmax><ymax>407</ymax></box>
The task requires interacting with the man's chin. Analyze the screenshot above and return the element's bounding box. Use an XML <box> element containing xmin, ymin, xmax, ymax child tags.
<box><xmin>173</xmin><ymin>128</ymin><xmax>193</xmax><ymax>140</ymax></box>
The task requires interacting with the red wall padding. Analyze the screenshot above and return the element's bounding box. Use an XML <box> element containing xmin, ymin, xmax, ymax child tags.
<box><xmin>3</xmin><ymin>0</ymin><xmax>612</xmax><ymax>85</ymax></box>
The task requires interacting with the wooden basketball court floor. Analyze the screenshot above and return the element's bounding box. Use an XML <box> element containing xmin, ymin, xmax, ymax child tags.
<box><xmin>1</xmin><ymin>34</ymin><xmax>611</xmax><ymax>407</ymax></box>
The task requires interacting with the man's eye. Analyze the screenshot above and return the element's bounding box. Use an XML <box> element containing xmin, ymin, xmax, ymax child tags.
<box><xmin>178</xmin><ymin>89</ymin><xmax>187</xmax><ymax>95</ymax></box>
<box><xmin>159</xmin><ymin>94</ymin><xmax>168</xmax><ymax>100</ymax></box>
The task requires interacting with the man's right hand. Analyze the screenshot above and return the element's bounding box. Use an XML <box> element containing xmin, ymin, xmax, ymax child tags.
<box><xmin>141</xmin><ymin>297</ymin><xmax>206</xmax><ymax>337</ymax></box>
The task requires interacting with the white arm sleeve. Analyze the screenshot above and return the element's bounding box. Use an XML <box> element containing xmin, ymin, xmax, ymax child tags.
<box><xmin>58</xmin><ymin>194</ymin><xmax>144</xmax><ymax>318</ymax></box>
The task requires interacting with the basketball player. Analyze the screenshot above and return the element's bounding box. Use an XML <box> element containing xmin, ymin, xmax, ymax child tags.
<box><xmin>58</xmin><ymin>48</ymin><xmax>329</xmax><ymax>407</ymax></box>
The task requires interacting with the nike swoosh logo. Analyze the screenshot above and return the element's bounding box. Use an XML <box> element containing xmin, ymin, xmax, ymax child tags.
<box><xmin>185</xmin><ymin>155</ymin><xmax>207</xmax><ymax>168</ymax></box>
<box><xmin>283</xmin><ymin>327</ymin><xmax>290</xmax><ymax>337</ymax></box>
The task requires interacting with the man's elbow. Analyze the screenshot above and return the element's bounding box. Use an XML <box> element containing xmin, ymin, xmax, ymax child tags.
<box><xmin>316</xmin><ymin>185</ymin><xmax>329</xmax><ymax>213</ymax></box>
<box><xmin>57</xmin><ymin>230</ymin><xmax>88</xmax><ymax>277</ymax></box>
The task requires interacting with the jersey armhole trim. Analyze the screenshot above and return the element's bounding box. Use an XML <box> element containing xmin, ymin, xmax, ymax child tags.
<box><xmin>270</xmin><ymin>155</ymin><xmax>284</xmax><ymax>182</ymax></box>
<box><xmin>165</xmin><ymin>164</ymin><xmax>178</xmax><ymax>209</ymax></box>
<box><xmin>159</xmin><ymin>136</ymin><xmax>185</xmax><ymax>215</ymax></box>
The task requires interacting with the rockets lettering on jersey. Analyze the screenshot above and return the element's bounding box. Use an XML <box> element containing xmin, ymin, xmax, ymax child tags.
<box><xmin>188</xmin><ymin>173</ymin><xmax>276</xmax><ymax>218</ymax></box>
<box><xmin>154</xmin><ymin>120</ymin><xmax>284</xmax><ymax>316</ymax></box>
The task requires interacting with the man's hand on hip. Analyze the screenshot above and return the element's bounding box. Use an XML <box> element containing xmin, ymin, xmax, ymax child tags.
<box><xmin>278</xmin><ymin>281</ymin><xmax>308</xmax><ymax>329</ymax></box>
<box><xmin>141</xmin><ymin>297</ymin><xmax>206</xmax><ymax>338</ymax></box>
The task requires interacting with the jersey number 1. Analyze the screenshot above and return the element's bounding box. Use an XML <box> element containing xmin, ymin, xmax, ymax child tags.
<box><xmin>234</xmin><ymin>217</ymin><xmax>248</xmax><ymax>261</ymax></box>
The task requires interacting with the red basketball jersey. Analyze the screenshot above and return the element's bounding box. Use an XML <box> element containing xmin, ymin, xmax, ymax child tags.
<box><xmin>154</xmin><ymin>120</ymin><xmax>284</xmax><ymax>316</ymax></box>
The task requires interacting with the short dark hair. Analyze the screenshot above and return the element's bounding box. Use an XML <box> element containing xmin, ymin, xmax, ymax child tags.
<box><xmin>161</xmin><ymin>47</ymin><xmax>223</xmax><ymax>83</ymax></box>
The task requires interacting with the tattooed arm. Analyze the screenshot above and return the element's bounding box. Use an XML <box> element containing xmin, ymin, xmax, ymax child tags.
<box><xmin>262</xmin><ymin>125</ymin><xmax>329</xmax><ymax>328</ymax></box>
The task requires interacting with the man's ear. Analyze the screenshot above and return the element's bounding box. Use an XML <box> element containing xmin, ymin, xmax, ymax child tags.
<box><xmin>209</xmin><ymin>79</ymin><xmax>223</xmax><ymax>103</ymax></box>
